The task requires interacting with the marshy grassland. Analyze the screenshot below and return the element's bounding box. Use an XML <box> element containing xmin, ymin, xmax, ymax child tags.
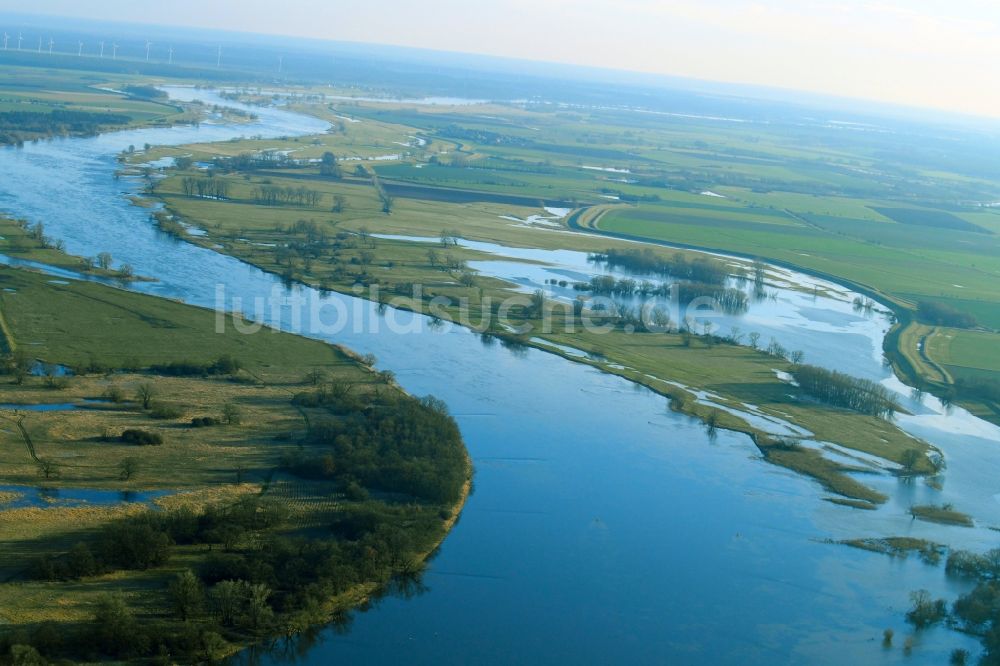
<box><xmin>0</xmin><ymin>260</ymin><xmax>470</xmax><ymax>661</ymax></box>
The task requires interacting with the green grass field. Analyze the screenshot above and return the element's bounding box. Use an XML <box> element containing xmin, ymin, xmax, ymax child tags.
<box><xmin>926</xmin><ymin>329</ymin><xmax>1000</xmax><ymax>378</ymax></box>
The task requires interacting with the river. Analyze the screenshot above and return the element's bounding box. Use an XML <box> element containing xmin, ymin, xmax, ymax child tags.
<box><xmin>0</xmin><ymin>87</ymin><xmax>993</xmax><ymax>664</ymax></box>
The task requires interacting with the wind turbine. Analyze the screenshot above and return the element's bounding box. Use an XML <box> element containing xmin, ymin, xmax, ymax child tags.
<box><xmin>2</xmin><ymin>33</ymin><xmax>8</xmax><ymax>51</ymax></box>
<box><xmin>16</xmin><ymin>32</ymin><xmax>22</xmax><ymax>50</ymax></box>
<box><xmin>144</xmin><ymin>40</ymin><xmax>151</xmax><ymax>61</ymax></box>
<box><xmin>99</xmin><ymin>41</ymin><xmax>104</xmax><ymax>58</ymax></box>
<box><xmin>48</xmin><ymin>37</ymin><xmax>54</xmax><ymax>55</ymax></box>
<box><xmin>37</xmin><ymin>36</ymin><xmax>41</xmax><ymax>53</ymax></box>
<box><xmin>78</xmin><ymin>41</ymin><xmax>83</xmax><ymax>56</ymax></box>
<box><xmin>216</xmin><ymin>45</ymin><xmax>222</xmax><ymax>68</ymax></box>
<box><xmin>167</xmin><ymin>46</ymin><xmax>173</xmax><ymax>65</ymax></box>
<box><xmin>278</xmin><ymin>55</ymin><xmax>283</xmax><ymax>74</ymax></box>
<box><xmin>112</xmin><ymin>43</ymin><xmax>118</xmax><ymax>59</ymax></box>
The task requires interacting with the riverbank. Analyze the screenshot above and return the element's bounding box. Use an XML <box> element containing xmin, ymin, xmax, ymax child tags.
<box><xmin>144</xmin><ymin>157</ymin><xmax>941</xmax><ymax>506</ymax></box>
<box><xmin>575</xmin><ymin>206</ymin><xmax>1000</xmax><ymax>427</ymax></box>
<box><xmin>0</xmin><ymin>216</ymin><xmax>154</xmax><ymax>283</ymax></box>
<box><xmin>0</xmin><ymin>66</ymin><xmax>203</xmax><ymax>146</ymax></box>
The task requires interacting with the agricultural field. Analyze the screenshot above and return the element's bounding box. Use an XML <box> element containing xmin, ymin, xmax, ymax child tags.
<box><xmin>926</xmin><ymin>329</ymin><xmax>1000</xmax><ymax>381</ymax></box>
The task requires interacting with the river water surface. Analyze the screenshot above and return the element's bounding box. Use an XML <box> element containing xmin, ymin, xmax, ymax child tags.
<box><xmin>0</xmin><ymin>88</ymin><xmax>995</xmax><ymax>664</ymax></box>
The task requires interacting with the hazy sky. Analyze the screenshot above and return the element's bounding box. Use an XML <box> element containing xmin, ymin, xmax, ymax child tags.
<box><xmin>4</xmin><ymin>0</ymin><xmax>998</xmax><ymax>117</ymax></box>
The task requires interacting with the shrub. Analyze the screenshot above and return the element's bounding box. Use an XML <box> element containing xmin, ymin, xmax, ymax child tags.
<box><xmin>44</xmin><ymin>375</ymin><xmax>70</xmax><ymax>390</ymax></box>
<box><xmin>150</xmin><ymin>403</ymin><xmax>183</xmax><ymax>420</ymax></box>
<box><xmin>191</xmin><ymin>416</ymin><xmax>220</xmax><ymax>428</ymax></box>
<box><xmin>212</xmin><ymin>354</ymin><xmax>242</xmax><ymax>375</ymax></box>
<box><xmin>906</xmin><ymin>589</ymin><xmax>947</xmax><ymax>628</ymax></box>
<box><xmin>97</xmin><ymin>520</ymin><xmax>171</xmax><ymax>570</ymax></box>
<box><xmin>135</xmin><ymin>383</ymin><xmax>157</xmax><ymax>409</ymax></box>
<box><xmin>9</xmin><ymin>645</ymin><xmax>45</xmax><ymax>665</ymax></box>
<box><xmin>222</xmin><ymin>403</ymin><xmax>242</xmax><ymax>425</ymax></box>
<box><xmin>791</xmin><ymin>364</ymin><xmax>900</xmax><ymax>418</ymax></box>
<box><xmin>102</xmin><ymin>386</ymin><xmax>125</xmax><ymax>403</ymax></box>
<box><xmin>120</xmin><ymin>429</ymin><xmax>163</xmax><ymax>446</ymax></box>
<box><xmin>343</xmin><ymin>480</ymin><xmax>369</xmax><ymax>501</ymax></box>
<box><xmin>917</xmin><ymin>300</ymin><xmax>978</xmax><ymax>329</ymax></box>
<box><xmin>149</xmin><ymin>355</ymin><xmax>242</xmax><ymax>377</ymax></box>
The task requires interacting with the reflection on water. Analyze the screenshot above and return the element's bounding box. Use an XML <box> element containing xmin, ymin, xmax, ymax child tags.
<box><xmin>0</xmin><ymin>88</ymin><xmax>989</xmax><ymax>664</ymax></box>
<box><xmin>0</xmin><ymin>483</ymin><xmax>172</xmax><ymax>509</ymax></box>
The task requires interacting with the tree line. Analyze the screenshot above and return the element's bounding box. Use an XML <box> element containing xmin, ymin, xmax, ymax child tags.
<box><xmin>211</xmin><ymin>150</ymin><xmax>295</xmax><ymax>173</ymax></box>
<box><xmin>0</xmin><ymin>109</ymin><xmax>132</xmax><ymax>146</ymax></box>
<box><xmin>792</xmin><ymin>364</ymin><xmax>900</xmax><ymax>418</ymax></box>
<box><xmin>573</xmin><ymin>275</ymin><xmax>748</xmax><ymax>315</ymax></box>
<box><xmin>121</xmin><ymin>85</ymin><xmax>168</xmax><ymax>100</ymax></box>
<box><xmin>181</xmin><ymin>176</ymin><xmax>230</xmax><ymax>200</ymax></box>
<box><xmin>252</xmin><ymin>184</ymin><xmax>323</xmax><ymax>207</ymax></box>
<box><xmin>916</xmin><ymin>300</ymin><xmax>978</xmax><ymax>329</ymax></box>
<box><xmin>593</xmin><ymin>248</ymin><xmax>730</xmax><ymax>285</ymax></box>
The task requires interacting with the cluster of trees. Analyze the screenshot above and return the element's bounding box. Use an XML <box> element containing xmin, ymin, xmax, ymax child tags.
<box><xmin>852</xmin><ymin>296</ymin><xmax>878</xmax><ymax>313</ymax></box>
<box><xmin>0</xmin><ymin>109</ymin><xmax>131</xmax><ymax>145</ymax></box>
<box><xmin>577</xmin><ymin>275</ymin><xmax>660</xmax><ymax>297</ymax></box>
<box><xmin>946</xmin><ymin>548</ymin><xmax>1000</xmax><ymax>579</ymax></box>
<box><xmin>791</xmin><ymin>364</ymin><xmax>900</xmax><ymax>418</ymax></box>
<box><xmin>31</xmin><ymin>515</ymin><xmax>175</xmax><ymax>581</ymax></box>
<box><xmin>149</xmin><ymin>355</ymin><xmax>242</xmax><ymax>377</ymax></box>
<box><xmin>675</xmin><ymin>282</ymin><xmax>749</xmax><ymax>315</ymax></box>
<box><xmin>756</xmin><ymin>336</ymin><xmax>805</xmax><ymax>364</ymax></box>
<box><xmin>319</xmin><ymin>151</ymin><xmax>342</xmax><ymax>178</ymax></box>
<box><xmin>16</xmin><ymin>219</ymin><xmax>64</xmax><ymax>253</ymax></box>
<box><xmin>372</xmin><ymin>176</ymin><xmax>394</xmax><ymax>213</ymax></box>
<box><xmin>181</xmin><ymin>176</ymin><xmax>229</xmax><ymax>200</ymax></box>
<box><xmin>14</xmin><ymin>379</ymin><xmax>467</xmax><ymax>661</ymax></box>
<box><xmin>274</xmin><ymin>219</ymin><xmax>328</xmax><ymax>245</ymax></box>
<box><xmin>22</xmin><ymin>500</ymin><xmax>290</xmax><ymax>659</ymax></box>
<box><xmin>437</xmin><ymin>124</ymin><xmax>531</xmax><ymax>147</ymax></box>
<box><xmin>181</xmin><ymin>176</ymin><xmax>231</xmax><ymax>200</ymax></box>
<box><xmin>211</xmin><ymin>150</ymin><xmax>295</xmax><ymax>173</ymax></box>
<box><xmin>120</xmin><ymin>429</ymin><xmax>163</xmax><ymax>446</ymax></box>
<box><xmin>952</xmin><ymin>377</ymin><xmax>1000</xmax><ymax>405</ymax></box>
<box><xmin>896</xmin><ymin>549</ymin><xmax>1000</xmax><ymax>664</ymax></box>
<box><xmin>293</xmin><ymin>388</ymin><xmax>467</xmax><ymax>505</ymax></box>
<box><xmin>121</xmin><ymin>85</ymin><xmax>168</xmax><ymax>100</ymax></box>
<box><xmin>593</xmin><ymin>248</ymin><xmax>729</xmax><ymax>285</ymax></box>
<box><xmin>596</xmin><ymin>188</ymin><xmax>662</xmax><ymax>204</ymax></box>
<box><xmin>917</xmin><ymin>300</ymin><xmax>979</xmax><ymax>329</ymax></box>
<box><xmin>574</xmin><ymin>276</ymin><xmax>748</xmax><ymax>316</ymax></box>
<box><xmin>252</xmin><ymin>184</ymin><xmax>323</xmax><ymax>207</ymax></box>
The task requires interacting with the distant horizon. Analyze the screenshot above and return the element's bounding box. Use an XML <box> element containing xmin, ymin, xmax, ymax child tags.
<box><xmin>0</xmin><ymin>1</ymin><xmax>997</xmax><ymax>122</ymax></box>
